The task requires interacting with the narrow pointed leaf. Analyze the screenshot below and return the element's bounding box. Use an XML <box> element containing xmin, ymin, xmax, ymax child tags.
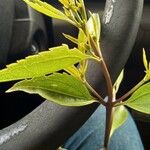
<box><xmin>58</xmin><ymin>0</ymin><xmax>69</xmax><ymax>8</ymax></box>
<box><xmin>78</xmin><ymin>29</ymin><xmax>87</xmax><ymax>44</ymax></box>
<box><xmin>86</xmin><ymin>13</ymin><xmax>101</xmax><ymax>42</ymax></box>
<box><xmin>124</xmin><ymin>82</ymin><xmax>150</xmax><ymax>114</ymax></box>
<box><xmin>0</xmin><ymin>45</ymin><xmax>92</xmax><ymax>82</ymax></box>
<box><xmin>64</xmin><ymin>65</ymin><xmax>81</xmax><ymax>79</ymax></box>
<box><xmin>23</xmin><ymin>0</ymin><xmax>69</xmax><ymax>21</ymax></box>
<box><xmin>143</xmin><ymin>49</ymin><xmax>150</xmax><ymax>81</ymax></box>
<box><xmin>143</xmin><ymin>48</ymin><xmax>148</xmax><ymax>71</ymax></box>
<box><xmin>78</xmin><ymin>29</ymin><xmax>87</xmax><ymax>52</ymax></box>
<box><xmin>7</xmin><ymin>73</ymin><xmax>96</xmax><ymax>106</ymax></box>
<box><xmin>63</xmin><ymin>33</ymin><xmax>78</xmax><ymax>44</ymax></box>
<box><xmin>113</xmin><ymin>69</ymin><xmax>124</xmax><ymax>94</ymax></box>
<box><xmin>91</xmin><ymin>13</ymin><xmax>101</xmax><ymax>42</ymax></box>
<box><xmin>110</xmin><ymin>106</ymin><xmax>128</xmax><ymax>137</ymax></box>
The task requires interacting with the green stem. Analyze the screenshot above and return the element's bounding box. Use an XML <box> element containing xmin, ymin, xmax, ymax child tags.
<box><xmin>67</xmin><ymin>18</ymin><xmax>81</xmax><ymax>28</ymax></box>
<box><xmin>84</xmin><ymin>80</ymin><xmax>106</xmax><ymax>106</ymax></box>
<box><xmin>80</xmin><ymin>60</ymin><xmax>88</xmax><ymax>76</ymax></box>
<box><xmin>74</xmin><ymin>10</ymin><xmax>83</xmax><ymax>23</ymax></box>
<box><xmin>80</xmin><ymin>0</ymin><xmax>87</xmax><ymax>21</ymax></box>
<box><xmin>68</xmin><ymin>10</ymin><xmax>81</xmax><ymax>28</ymax></box>
<box><xmin>113</xmin><ymin>78</ymin><xmax>145</xmax><ymax>105</ymax></box>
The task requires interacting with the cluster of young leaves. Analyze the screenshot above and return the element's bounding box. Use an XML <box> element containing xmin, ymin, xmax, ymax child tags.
<box><xmin>23</xmin><ymin>0</ymin><xmax>87</xmax><ymax>28</ymax></box>
<box><xmin>0</xmin><ymin>0</ymin><xmax>101</xmax><ymax>107</ymax></box>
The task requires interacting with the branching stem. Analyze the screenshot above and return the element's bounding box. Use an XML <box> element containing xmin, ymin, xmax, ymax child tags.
<box><xmin>89</xmin><ymin>36</ymin><xmax>114</xmax><ymax>149</ymax></box>
<box><xmin>113</xmin><ymin>78</ymin><xmax>145</xmax><ymax>105</ymax></box>
<box><xmin>84</xmin><ymin>80</ymin><xmax>106</xmax><ymax>106</ymax></box>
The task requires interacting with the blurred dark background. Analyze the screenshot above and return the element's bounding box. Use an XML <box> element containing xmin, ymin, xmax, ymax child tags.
<box><xmin>0</xmin><ymin>0</ymin><xmax>149</xmax><ymax>149</ymax></box>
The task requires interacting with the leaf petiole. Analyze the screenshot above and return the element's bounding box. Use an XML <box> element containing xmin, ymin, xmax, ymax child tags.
<box><xmin>84</xmin><ymin>79</ymin><xmax>106</xmax><ymax>106</ymax></box>
<box><xmin>114</xmin><ymin>78</ymin><xmax>145</xmax><ymax>105</ymax></box>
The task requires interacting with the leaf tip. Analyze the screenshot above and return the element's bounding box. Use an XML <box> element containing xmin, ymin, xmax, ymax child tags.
<box><xmin>5</xmin><ymin>88</ymin><xmax>14</xmax><ymax>93</ymax></box>
<box><xmin>143</xmin><ymin>48</ymin><xmax>148</xmax><ymax>71</ymax></box>
<box><xmin>5</xmin><ymin>85</ymin><xmax>19</xmax><ymax>93</ymax></box>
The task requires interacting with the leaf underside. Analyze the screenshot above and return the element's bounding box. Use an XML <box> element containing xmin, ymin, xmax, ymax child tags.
<box><xmin>110</xmin><ymin>106</ymin><xmax>128</xmax><ymax>137</ymax></box>
<box><xmin>7</xmin><ymin>73</ymin><xmax>96</xmax><ymax>106</ymax></box>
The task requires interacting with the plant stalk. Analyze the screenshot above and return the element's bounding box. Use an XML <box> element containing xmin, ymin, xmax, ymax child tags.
<box><xmin>100</xmin><ymin>61</ymin><xmax>113</xmax><ymax>101</ymax></box>
<box><xmin>89</xmin><ymin>36</ymin><xmax>113</xmax><ymax>101</ymax></box>
<box><xmin>114</xmin><ymin>78</ymin><xmax>145</xmax><ymax>105</ymax></box>
<box><xmin>104</xmin><ymin>105</ymin><xmax>113</xmax><ymax>149</ymax></box>
<box><xmin>89</xmin><ymin>36</ymin><xmax>114</xmax><ymax>149</ymax></box>
<box><xmin>84</xmin><ymin>80</ymin><xmax>106</xmax><ymax>106</ymax></box>
<box><xmin>80</xmin><ymin>0</ymin><xmax>87</xmax><ymax>21</ymax></box>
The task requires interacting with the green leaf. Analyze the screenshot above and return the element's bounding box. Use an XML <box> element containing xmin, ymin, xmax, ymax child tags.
<box><xmin>23</xmin><ymin>0</ymin><xmax>69</xmax><ymax>21</ymax></box>
<box><xmin>0</xmin><ymin>45</ymin><xmax>92</xmax><ymax>83</ymax></box>
<box><xmin>78</xmin><ymin>29</ymin><xmax>87</xmax><ymax>44</ymax></box>
<box><xmin>143</xmin><ymin>48</ymin><xmax>148</xmax><ymax>71</ymax></box>
<box><xmin>86</xmin><ymin>13</ymin><xmax>101</xmax><ymax>42</ymax></box>
<box><xmin>113</xmin><ymin>69</ymin><xmax>124</xmax><ymax>94</ymax></box>
<box><xmin>78</xmin><ymin>29</ymin><xmax>88</xmax><ymax>52</ymax></box>
<box><xmin>64</xmin><ymin>65</ymin><xmax>81</xmax><ymax>79</ymax></box>
<box><xmin>63</xmin><ymin>33</ymin><xmax>78</xmax><ymax>45</ymax></box>
<box><xmin>143</xmin><ymin>48</ymin><xmax>150</xmax><ymax>81</ymax></box>
<box><xmin>58</xmin><ymin>0</ymin><xmax>69</xmax><ymax>8</ymax></box>
<box><xmin>78</xmin><ymin>0</ymin><xmax>87</xmax><ymax>21</ymax></box>
<box><xmin>110</xmin><ymin>106</ymin><xmax>128</xmax><ymax>137</ymax></box>
<box><xmin>124</xmin><ymin>82</ymin><xmax>150</xmax><ymax>114</ymax></box>
<box><xmin>63</xmin><ymin>30</ymin><xmax>88</xmax><ymax>53</ymax></box>
<box><xmin>7</xmin><ymin>73</ymin><xmax>96</xmax><ymax>106</ymax></box>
